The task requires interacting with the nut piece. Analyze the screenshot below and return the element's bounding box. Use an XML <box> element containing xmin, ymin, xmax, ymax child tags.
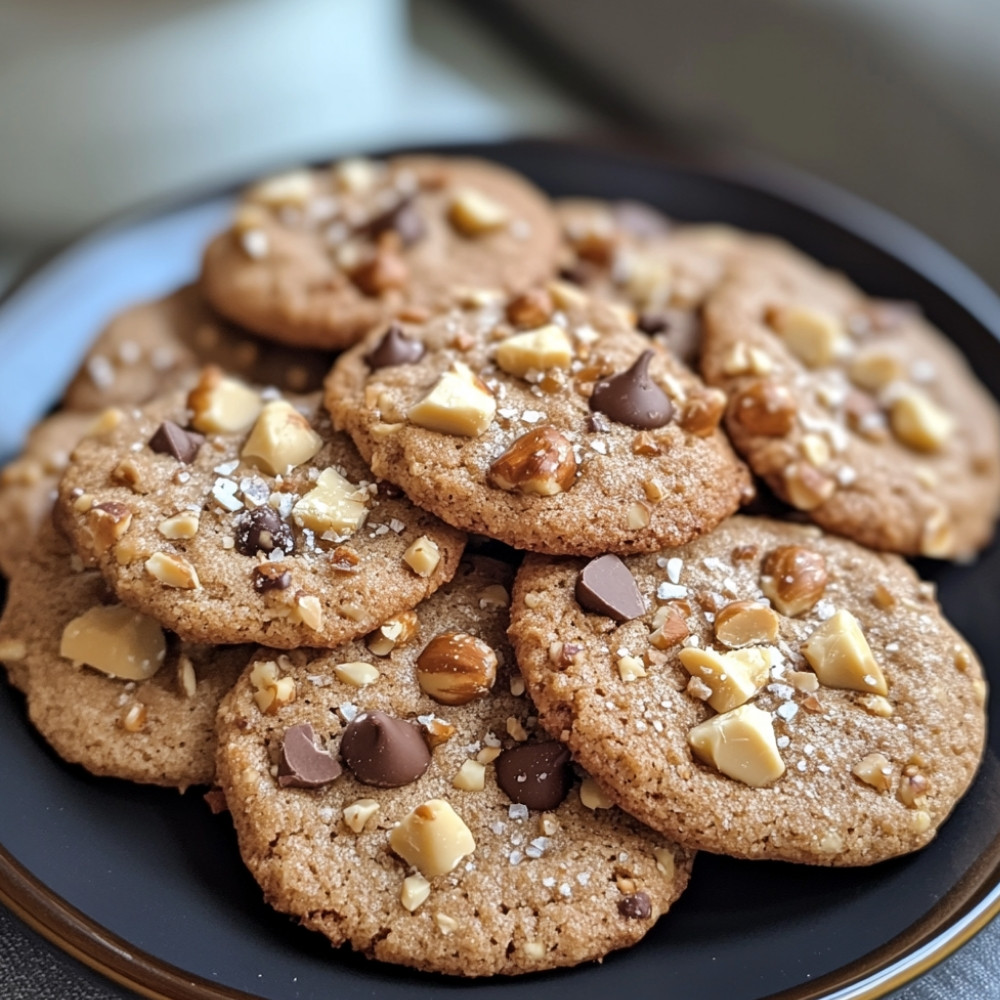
<box><xmin>416</xmin><ymin>632</ymin><xmax>498</xmax><ymax>705</ymax></box>
<box><xmin>249</xmin><ymin>658</ymin><xmax>296</xmax><ymax>714</ymax></box>
<box><xmin>247</xmin><ymin>169</ymin><xmax>315</xmax><ymax>208</ymax></box>
<box><xmin>241</xmin><ymin>400</ymin><xmax>323</xmax><ymax>475</ymax></box>
<box><xmin>848</xmin><ymin>348</ymin><xmax>906</xmax><ymax>391</ymax></box>
<box><xmin>506</xmin><ymin>289</ymin><xmax>553</xmax><ymax>329</ymax></box>
<box><xmin>291</xmin><ymin>468</ymin><xmax>369</xmax><ymax>536</ymax></box>
<box><xmin>649</xmin><ymin>604</ymin><xmax>690</xmax><ymax>649</ymax></box>
<box><xmin>494</xmin><ymin>324</ymin><xmax>574</xmax><ymax>378</ymax></box>
<box><xmin>679</xmin><ymin>388</ymin><xmax>727</xmax><ymax>436</ymax></box>
<box><xmin>889</xmin><ymin>389</ymin><xmax>954</xmax><ymax>453</ymax></box>
<box><xmin>488</xmin><ymin>426</ymin><xmax>577</xmax><ymax>496</ymax></box>
<box><xmin>767</xmin><ymin>304</ymin><xmax>851</xmax><ymax>368</ymax></box>
<box><xmin>333</xmin><ymin>661</ymin><xmax>380</xmax><ymax>688</ymax></box>
<box><xmin>852</xmin><ymin>753</ymin><xmax>893</xmax><ymax>791</ymax></box>
<box><xmin>187</xmin><ymin>367</ymin><xmax>262</xmax><ymax>434</ymax></box>
<box><xmin>366</xmin><ymin>611</ymin><xmax>419</xmax><ymax>656</ymax></box>
<box><xmin>579</xmin><ymin>776</ymin><xmax>613</xmax><ymax>810</ymax></box>
<box><xmin>714</xmin><ymin>600</ymin><xmax>780</xmax><ymax>647</ymax></box>
<box><xmin>783</xmin><ymin>461</ymin><xmax>836</xmax><ymax>510</ymax></box>
<box><xmin>688</xmin><ymin>704</ymin><xmax>786</xmax><ymax>787</ymax></box>
<box><xmin>388</xmin><ymin>799</ymin><xmax>476</xmax><ymax>878</ymax></box>
<box><xmin>678</xmin><ymin>645</ymin><xmax>775</xmax><ymax>714</ymax></box>
<box><xmin>144</xmin><ymin>551</ymin><xmax>201</xmax><ymax>590</ymax></box>
<box><xmin>730</xmin><ymin>380</ymin><xmax>797</xmax><ymax>436</ymax></box>
<box><xmin>452</xmin><ymin>759</ymin><xmax>486</xmax><ymax>791</ymax></box>
<box><xmin>760</xmin><ymin>545</ymin><xmax>828</xmax><ymax>616</ymax></box>
<box><xmin>60</xmin><ymin>605</ymin><xmax>166</xmax><ymax>681</ymax></box>
<box><xmin>400</xmin><ymin>873</ymin><xmax>431</xmax><ymax>912</ymax></box>
<box><xmin>87</xmin><ymin>502</ymin><xmax>133</xmax><ymax>555</ymax></box>
<box><xmin>898</xmin><ymin>765</ymin><xmax>931</xmax><ymax>808</ymax></box>
<box><xmin>158</xmin><ymin>511</ymin><xmax>200</xmax><ymax>540</ymax></box>
<box><xmin>343</xmin><ymin>798</ymin><xmax>380</xmax><ymax>834</ymax></box>
<box><xmin>408</xmin><ymin>362</ymin><xmax>496</xmax><ymax>437</ymax></box>
<box><xmin>448</xmin><ymin>188</ymin><xmax>509</xmax><ymax>235</ymax></box>
<box><xmin>617</xmin><ymin>654</ymin><xmax>647</xmax><ymax>683</ymax></box>
<box><xmin>801</xmin><ymin>609</ymin><xmax>888</xmax><ymax>695</ymax></box>
<box><xmin>403</xmin><ymin>536</ymin><xmax>441</xmax><ymax>577</ymax></box>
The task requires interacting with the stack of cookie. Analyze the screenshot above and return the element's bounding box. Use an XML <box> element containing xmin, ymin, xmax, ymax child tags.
<box><xmin>0</xmin><ymin>152</ymin><xmax>997</xmax><ymax>976</ymax></box>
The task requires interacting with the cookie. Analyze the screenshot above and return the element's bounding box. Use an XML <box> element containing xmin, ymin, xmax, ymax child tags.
<box><xmin>0</xmin><ymin>410</ymin><xmax>94</xmax><ymax>577</ymax></box>
<box><xmin>62</xmin><ymin>284</ymin><xmax>336</xmax><ymax>412</ymax></box>
<box><xmin>55</xmin><ymin>376</ymin><xmax>466</xmax><ymax>648</ymax></box>
<box><xmin>201</xmin><ymin>156</ymin><xmax>561</xmax><ymax>349</ymax></box>
<box><xmin>508</xmin><ymin>515</ymin><xmax>988</xmax><ymax>865</ymax></box>
<box><xmin>0</xmin><ymin>521</ymin><xmax>249</xmax><ymax>786</ymax></box>
<box><xmin>215</xmin><ymin>556</ymin><xmax>692</xmax><ymax>975</ymax></box>
<box><xmin>701</xmin><ymin>255</ymin><xmax>1000</xmax><ymax>557</ymax></box>
<box><xmin>326</xmin><ymin>284</ymin><xmax>751</xmax><ymax>555</ymax></box>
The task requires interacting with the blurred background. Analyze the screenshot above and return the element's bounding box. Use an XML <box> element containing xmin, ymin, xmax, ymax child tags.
<box><xmin>1</xmin><ymin>0</ymin><xmax>999</xmax><ymax>290</ymax></box>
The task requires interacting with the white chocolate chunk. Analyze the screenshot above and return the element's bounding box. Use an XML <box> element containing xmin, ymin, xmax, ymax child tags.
<box><xmin>291</xmin><ymin>468</ymin><xmax>368</xmax><ymax>536</ymax></box>
<box><xmin>448</xmin><ymin>188</ymin><xmax>509</xmax><ymax>235</ymax></box>
<box><xmin>678</xmin><ymin>646</ymin><xmax>774</xmax><ymax>713</ymax></box>
<box><xmin>187</xmin><ymin>370</ymin><xmax>261</xmax><ymax>434</ymax></box>
<box><xmin>408</xmin><ymin>363</ymin><xmax>495</xmax><ymax>437</ymax></box>
<box><xmin>494</xmin><ymin>325</ymin><xmax>574</xmax><ymax>378</ymax></box>
<box><xmin>801</xmin><ymin>610</ymin><xmax>888</xmax><ymax>695</ymax></box>
<box><xmin>579</xmin><ymin>776</ymin><xmax>613</xmax><ymax>810</ymax></box>
<box><xmin>388</xmin><ymin>799</ymin><xmax>475</xmax><ymax>878</ymax></box>
<box><xmin>343</xmin><ymin>798</ymin><xmax>380</xmax><ymax>834</ymax></box>
<box><xmin>848</xmin><ymin>348</ymin><xmax>906</xmax><ymax>391</ymax></box>
<box><xmin>769</xmin><ymin>305</ymin><xmax>850</xmax><ymax>368</ymax></box>
<box><xmin>60</xmin><ymin>605</ymin><xmax>166</xmax><ymax>681</ymax></box>
<box><xmin>688</xmin><ymin>704</ymin><xmax>785</xmax><ymax>787</ymax></box>
<box><xmin>403</xmin><ymin>535</ymin><xmax>441</xmax><ymax>577</ymax></box>
<box><xmin>400</xmin><ymin>874</ymin><xmax>431</xmax><ymax>912</ymax></box>
<box><xmin>889</xmin><ymin>389</ymin><xmax>953</xmax><ymax>453</ymax></box>
<box><xmin>241</xmin><ymin>400</ymin><xmax>323</xmax><ymax>475</ymax></box>
<box><xmin>452</xmin><ymin>759</ymin><xmax>486</xmax><ymax>791</ymax></box>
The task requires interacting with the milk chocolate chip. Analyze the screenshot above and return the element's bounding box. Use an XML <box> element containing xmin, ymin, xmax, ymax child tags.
<box><xmin>588</xmin><ymin>350</ymin><xmax>674</xmax><ymax>429</ymax></box>
<box><xmin>618</xmin><ymin>892</ymin><xmax>652</xmax><ymax>920</ymax></box>
<box><xmin>576</xmin><ymin>554</ymin><xmax>645</xmax><ymax>622</ymax></box>
<box><xmin>340</xmin><ymin>711</ymin><xmax>431</xmax><ymax>788</ymax></box>
<box><xmin>251</xmin><ymin>564</ymin><xmax>292</xmax><ymax>593</ymax></box>
<box><xmin>235</xmin><ymin>507</ymin><xmax>294</xmax><ymax>557</ymax></box>
<box><xmin>364</xmin><ymin>323</ymin><xmax>425</xmax><ymax>369</ymax></box>
<box><xmin>278</xmin><ymin>723</ymin><xmax>343</xmax><ymax>788</ymax></box>
<box><xmin>495</xmin><ymin>742</ymin><xmax>572</xmax><ymax>810</ymax></box>
<box><xmin>148</xmin><ymin>421</ymin><xmax>205</xmax><ymax>463</ymax></box>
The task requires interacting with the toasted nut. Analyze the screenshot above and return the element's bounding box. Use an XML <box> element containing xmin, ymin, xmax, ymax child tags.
<box><xmin>898</xmin><ymin>766</ymin><xmax>931</xmax><ymax>808</ymax></box>
<box><xmin>495</xmin><ymin>324</ymin><xmax>574</xmax><ymax>378</ymax></box>
<box><xmin>408</xmin><ymin>362</ymin><xmax>496</xmax><ymax>437</ymax></box>
<box><xmin>366</xmin><ymin>611</ymin><xmax>419</xmax><ymax>656</ymax></box>
<box><xmin>452</xmin><ymin>759</ymin><xmax>486</xmax><ymax>791</ymax></box>
<box><xmin>403</xmin><ymin>536</ymin><xmax>441</xmax><ymax>577</ymax></box>
<box><xmin>333</xmin><ymin>661</ymin><xmax>380</xmax><ymax>687</ymax></box>
<box><xmin>478</xmin><ymin>585</ymin><xmax>510</xmax><ymax>608</ymax></box>
<box><xmin>730</xmin><ymin>380</ymin><xmax>797</xmax><ymax>436</ymax></box>
<box><xmin>848</xmin><ymin>347</ymin><xmax>906</xmax><ymax>391</ymax></box>
<box><xmin>506</xmin><ymin>289</ymin><xmax>553</xmax><ymax>329</ymax></box>
<box><xmin>422</xmin><ymin>717</ymin><xmax>457</xmax><ymax>748</ymax></box>
<box><xmin>121</xmin><ymin>703</ymin><xmax>148</xmax><ymax>733</ymax></box>
<box><xmin>249</xmin><ymin>659</ymin><xmax>296</xmax><ymax>714</ymax></box>
<box><xmin>60</xmin><ymin>605</ymin><xmax>166</xmax><ymax>680</ymax></box>
<box><xmin>800</xmin><ymin>433</ymin><xmax>831</xmax><ymax>467</ymax></box>
<box><xmin>335</xmin><ymin>157</ymin><xmax>379</xmax><ymax>193</ymax></box>
<box><xmin>388</xmin><ymin>799</ymin><xmax>476</xmax><ymax>878</ymax></box>
<box><xmin>448</xmin><ymin>188</ymin><xmax>509</xmax><ymax>235</ymax></box>
<box><xmin>87</xmin><ymin>502</ymin><xmax>133</xmax><ymax>555</ymax></box>
<box><xmin>416</xmin><ymin>632</ymin><xmax>497</xmax><ymax>705</ymax></box>
<box><xmin>241</xmin><ymin>400</ymin><xmax>323</xmax><ymax>475</ymax></box>
<box><xmin>801</xmin><ymin>610</ymin><xmax>888</xmax><ymax>695</ymax></box>
<box><xmin>476</xmin><ymin>746</ymin><xmax>501</xmax><ymax>764</ymax></box>
<box><xmin>858</xmin><ymin>693</ymin><xmax>894</xmax><ymax>718</ymax></box>
<box><xmin>920</xmin><ymin>505</ymin><xmax>955</xmax><ymax>558</ymax></box>
<box><xmin>678</xmin><ymin>645</ymin><xmax>775</xmax><ymax>713</ymax></box>
<box><xmin>293</xmin><ymin>594</ymin><xmax>324</xmax><ymax>631</ymax></box>
<box><xmin>292</xmin><ymin>468</ymin><xmax>369</xmax><ymax>536</ymax></box>
<box><xmin>721</xmin><ymin>342</ymin><xmax>774</xmax><ymax>376</ymax></box>
<box><xmin>579</xmin><ymin>776</ymin><xmax>613</xmax><ymax>810</ymax></box>
<box><xmin>642</xmin><ymin>478</ymin><xmax>666</xmax><ymax>502</ymax></box>
<box><xmin>343</xmin><ymin>798</ymin><xmax>380</xmax><ymax>834</ymax></box>
<box><xmin>908</xmin><ymin>810</ymin><xmax>932</xmax><ymax>834</ymax></box>
<box><xmin>679</xmin><ymin>388</ymin><xmax>727</xmax><ymax>436</ymax></box>
<box><xmin>247</xmin><ymin>169</ymin><xmax>315</xmax><ymax>207</ymax></box>
<box><xmin>767</xmin><ymin>304</ymin><xmax>850</xmax><ymax>368</ymax></box>
<box><xmin>788</xmin><ymin>670</ymin><xmax>820</xmax><ymax>693</ymax></box>
<box><xmin>144</xmin><ymin>551</ymin><xmax>201</xmax><ymax>590</ymax></box>
<box><xmin>522</xmin><ymin>942</ymin><xmax>546</xmax><ymax>961</ymax></box>
<box><xmin>435</xmin><ymin>913</ymin><xmax>459</xmax><ymax>935</ymax></box>
<box><xmin>889</xmin><ymin>389</ymin><xmax>953</xmax><ymax>452</ymax></box>
<box><xmin>653</xmin><ymin>847</ymin><xmax>675</xmax><ymax>879</ymax></box>
<box><xmin>817</xmin><ymin>830</ymin><xmax>844</xmax><ymax>855</ymax></box>
<box><xmin>177</xmin><ymin>654</ymin><xmax>197</xmax><ymax>698</ymax></box>
<box><xmin>688</xmin><ymin>704</ymin><xmax>785</xmax><ymax>787</ymax></box>
<box><xmin>488</xmin><ymin>426</ymin><xmax>577</xmax><ymax>496</ymax></box>
<box><xmin>631</xmin><ymin>431</ymin><xmax>660</xmax><ymax>456</ymax></box>
<box><xmin>349</xmin><ymin>236</ymin><xmax>409</xmax><ymax>296</ymax></box>
<box><xmin>86</xmin><ymin>407</ymin><xmax>125</xmax><ymax>436</ymax></box>
<box><xmin>187</xmin><ymin>367</ymin><xmax>261</xmax><ymax>434</ymax></box>
<box><xmin>400</xmin><ymin>874</ymin><xmax>431</xmax><ymax>912</ymax></box>
<box><xmin>111</xmin><ymin>458</ymin><xmax>147</xmax><ymax>493</ymax></box>
<box><xmin>0</xmin><ymin>639</ymin><xmax>27</xmax><ymax>662</ymax></box>
<box><xmin>649</xmin><ymin>604</ymin><xmax>690</xmax><ymax>649</ymax></box>
<box><xmin>852</xmin><ymin>753</ymin><xmax>893</xmax><ymax>791</ymax></box>
<box><xmin>506</xmin><ymin>716</ymin><xmax>528</xmax><ymax>741</ymax></box>
<box><xmin>871</xmin><ymin>584</ymin><xmax>896</xmax><ymax>610</ymax></box>
<box><xmin>626</xmin><ymin>501</ymin><xmax>651</xmax><ymax>530</ymax></box>
<box><xmin>617</xmin><ymin>654</ymin><xmax>647</xmax><ymax>682</ymax></box>
<box><xmin>760</xmin><ymin>545</ymin><xmax>829</xmax><ymax>616</ymax></box>
<box><xmin>547</xmin><ymin>279</ymin><xmax>589</xmax><ymax>311</ymax></box>
<box><xmin>714</xmin><ymin>600</ymin><xmax>780</xmax><ymax>647</ymax></box>
<box><xmin>158</xmin><ymin>511</ymin><xmax>200</xmax><ymax>540</ymax></box>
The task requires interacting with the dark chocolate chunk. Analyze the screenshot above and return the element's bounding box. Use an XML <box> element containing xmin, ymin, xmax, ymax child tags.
<box><xmin>252</xmin><ymin>564</ymin><xmax>292</xmax><ymax>593</ymax></box>
<box><xmin>148</xmin><ymin>421</ymin><xmax>204</xmax><ymax>463</ymax></box>
<box><xmin>636</xmin><ymin>312</ymin><xmax>668</xmax><ymax>336</ymax></box>
<box><xmin>364</xmin><ymin>323</ymin><xmax>425</xmax><ymax>369</ymax></box>
<box><xmin>278</xmin><ymin>723</ymin><xmax>343</xmax><ymax>789</ymax></box>
<box><xmin>575</xmin><ymin>554</ymin><xmax>645</xmax><ymax>622</ymax></box>
<box><xmin>235</xmin><ymin>507</ymin><xmax>294</xmax><ymax>557</ymax></box>
<box><xmin>588</xmin><ymin>350</ymin><xmax>674</xmax><ymax>429</ymax></box>
<box><xmin>617</xmin><ymin>892</ymin><xmax>652</xmax><ymax>920</ymax></box>
<box><xmin>361</xmin><ymin>195</ymin><xmax>426</xmax><ymax>247</ymax></box>
<box><xmin>495</xmin><ymin>742</ymin><xmax>572</xmax><ymax>811</ymax></box>
<box><xmin>339</xmin><ymin>711</ymin><xmax>430</xmax><ymax>788</ymax></box>
<box><xmin>613</xmin><ymin>201</ymin><xmax>671</xmax><ymax>240</ymax></box>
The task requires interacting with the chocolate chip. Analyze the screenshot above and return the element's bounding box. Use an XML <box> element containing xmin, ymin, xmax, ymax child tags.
<box><xmin>148</xmin><ymin>421</ymin><xmax>204</xmax><ymax>463</ymax></box>
<box><xmin>364</xmin><ymin>323</ymin><xmax>425</xmax><ymax>369</ymax></box>
<box><xmin>361</xmin><ymin>196</ymin><xmax>426</xmax><ymax>247</ymax></box>
<box><xmin>575</xmin><ymin>554</ymin><xmax>645</xmax><ymax>622</ymax></box>
<box><xmin>235</xmin><ymin>507</ymin><xmax>294</xmax><ymax>557</ymax></box>
<box><xmin>617</xmin><ymin>892</ymin><xmax>652</xmax><ymax>920</ymax></box>
<box><xmin>636</xmin><ymin>312</ymin><xmax>668</xmax><ymax>336</ymax></box>
<box><xmin>278</xmin><ymin>723</ymin><xmax>343</xmax><ymax>788</ymax></box>
<box><xmin>588</xmin><ymin>350</ymin><xmax>674</xmax><ymax>429</ymax></box>
<box><xmin>495</xmin><ymin>742</ymin><xmax>572</xmax><ymax>810</ymax></box>
<box><xmin>252</xmin><ymin>564</ymin><xmax>292</xmax><ymax>593</ymax></box>
<box><xmin>613</xmin><ymin>201</ymin><xmax>671</xmax><ymax>239</ymax></box>
<box><xmin>339</xmin><ymin>711</ymin><xmax>430</xmax><ymax>788</ymax></box>
<box><xmin>558</xmin><ymin>263</ymin><xmax>590</xmax><ymax>285</ymax></box>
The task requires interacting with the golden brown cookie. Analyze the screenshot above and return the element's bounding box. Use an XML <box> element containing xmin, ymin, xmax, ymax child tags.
<box><xmin>201</xmin><ymin>156</ymin><xmax>561</xmax><ymax>349</ymax></box>
<box><xmin>508</xmin><ymin>516</ymin><xmax>988</xmax><ymax>865</ymax></box>
<box><xmin>216</xmin><ymin>556</ymin><xmax>692</xmax><ymax>975</ymax></box>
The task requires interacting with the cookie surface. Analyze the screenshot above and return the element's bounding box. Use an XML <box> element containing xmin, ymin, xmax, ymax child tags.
<box><xmin>201</xmin><ymin>156</ymin><xmax>561</xmax><ymax>349</ymax></box>
<box><xmin>701</xmin><ymin>256</ymin><xmax>1000</xmax><ymax>557</ymax></box>
<box><xmin>62</xmin><ymin>284</ymin><xmax>336</xmax><ymax>412</ymax></box>
<box><xmin>216</xmin><ymin>556</ymin><xmax>692</xmax><ymax>975</ymax></box>
<box><xmin>326</xmin><ymin>286</ymin><xmax>751</xmax><ymax>555</ymax></box>
<box><xmin>508</xmin><ymin>516</ymin><xmax>988</xmax><ymax>865</ymax></box>
<box><xmin>56</xmin><ymin>378</ymin><xmax>465</xmax><ymax>648</ymax></box>
<box><xmin>0</xmin><ymin>521</ymin><xmax>248</xmax><ymax>786</ymax></box>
